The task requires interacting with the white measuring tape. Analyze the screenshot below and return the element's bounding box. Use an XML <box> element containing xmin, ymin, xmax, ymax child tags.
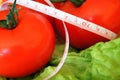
<box><xmin>43</xmin><ymin>0</ymin><xmax>70</xmax><ymax>80</ymax></box>
<box><xmin>0</xmin><ymin>0</ymin><xmax>118</xmax><ymax>40</ymax></box>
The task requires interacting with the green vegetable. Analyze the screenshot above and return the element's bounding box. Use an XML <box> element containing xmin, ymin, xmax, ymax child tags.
<box><xmin>34</xmin><ymin>38</ymin><xmax>120</xmax><ymax>80</ymax></box>
<box><xmin>0</xmin><ymin>77</ymin><xmax>6</xmax><ymax>80</ymax></box>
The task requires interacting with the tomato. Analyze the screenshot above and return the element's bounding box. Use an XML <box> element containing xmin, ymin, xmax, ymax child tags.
<box><xmin>0</xmin><ymin>6</ymin><xmax>55</xmax><ymax>78</ymax></box>
<box><xmin>35</xmin><ymin>0</ymin><xmax>47</xmax><ymax>5</ymax></box>
<box><xmin>55</xmin><ymin>0</ymin><xmax>120</xmax><ymax>49</ymax></box>
<box><xmin>52</xmin><ymin>1</ymin><xmax>65</xmax><ymax>9</ymax></box>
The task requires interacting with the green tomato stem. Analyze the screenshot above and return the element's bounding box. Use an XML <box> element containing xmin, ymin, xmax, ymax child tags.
<box><xmin>0</xmin><ymin>0</ymin><xmax>18</xmax><ymax>29</ymax></box>
<box><xmin>70</xmin><ymin>0</ymin><xmax>86</xmax><ymax>7</ymax></box>
<box><xmin>50</xmin><ymin>0</ymin><xmax>66</xmax><ymax>2</ymax></box>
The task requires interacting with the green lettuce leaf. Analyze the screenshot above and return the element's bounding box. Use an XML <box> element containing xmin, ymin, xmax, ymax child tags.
<box><xmin>33</xmin><ymin>38</ymin><xmax>120</xmax><ymax>80</ymax></box>
<box><xmin>0</xmin><ymin>77</ymin><xmax>6</xmax><ymax>80</ymax></box>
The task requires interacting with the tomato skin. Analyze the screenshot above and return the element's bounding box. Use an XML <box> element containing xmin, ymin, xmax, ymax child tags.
<box><xmin>51</xmin><ymin>1</ymin><xmax>65</xmax><ymax>9</ymax></box>
<box><xmin>55</xmin><ymin>0</ymin><xmax>120</xmax><ymax>49</ymax></box>
<box><xmin>0</xmin><ymin>7</ymin><xmax>55</xmax><ymax>78</ymax></box>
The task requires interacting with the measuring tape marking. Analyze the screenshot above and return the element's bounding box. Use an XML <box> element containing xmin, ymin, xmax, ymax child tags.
<box><xmin>0</xmin><ymin>0</ymin><xmax>118</xmax><ymax>40</ymax></box>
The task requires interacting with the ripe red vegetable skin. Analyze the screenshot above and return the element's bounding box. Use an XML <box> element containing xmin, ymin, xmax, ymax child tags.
<box><xmin>0</xmin><ymin>7</ymin><xmax>55</xmax><ymax>78</ymax></box>
<box><xmin>55</xmin><ymin>0</ymin><xmax>120</xmax><ymax>49</ymax></box>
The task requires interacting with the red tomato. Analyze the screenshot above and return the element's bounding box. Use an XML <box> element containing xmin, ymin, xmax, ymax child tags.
<box><xmin>0</xmin><ymin>6</ymin><xmax>55</xmax><ymax>78</ymax></box>
<box><xmin>55</xmin><ymin>0</ymin><xmax>120</xmax><ymax>49</ymax></box>
<box><xmin>35</xmin><ymin>0</ymin><xmax>47</xmax><ymax>5</ymax></box>
<box><xmin>52</xmin><ymin>2</ymin><xmax>65</xmax><ymax>9</ymax></box>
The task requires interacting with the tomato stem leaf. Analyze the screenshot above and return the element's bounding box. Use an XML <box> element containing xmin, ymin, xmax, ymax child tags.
<box><xmin>70</xmin><ymin>0</ymin><xmax>86</xmax><ymax>7</ymax></box>
<box><xmin>0</xmin><ymin>20</ymin><xmax>8</xmax><ymax>28</ymax></box>
<box><xmin>0</xmin><ymin>0</ymin><xmax>18</xmax><ymax>29</ymax></box>
<box><xmin>50</xmin><ymin>0</ymin><xmax>66</xmax><ymax>2</ymax></box>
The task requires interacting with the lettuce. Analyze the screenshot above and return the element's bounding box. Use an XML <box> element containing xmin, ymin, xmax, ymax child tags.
<box><xmin>0</xmin><ymin>77</ymin><xmax>6</xmax><ymax>80</ymax></box>
<box><xmin>34</xmin><ymin>38</ymin><xmax>120</xmax><ymax>80</ymax></box>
